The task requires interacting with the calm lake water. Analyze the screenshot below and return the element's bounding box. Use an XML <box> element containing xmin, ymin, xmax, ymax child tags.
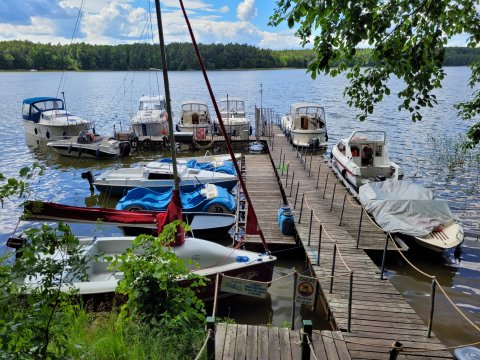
<box><xmin>0</xmin><ymin>68</ymin><xmax>478</xmax><ymax>347</ymax></box>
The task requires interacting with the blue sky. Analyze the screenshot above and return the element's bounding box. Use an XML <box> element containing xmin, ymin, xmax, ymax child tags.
<box><xmin>0</xmin><ymin>0</ymin><xmax>302</xmax><ymax>49</ymax></box>
<box><xmin>0</xmin><ymin>0</ymin><xmax>469</xmax><ymax>49</ymax></box>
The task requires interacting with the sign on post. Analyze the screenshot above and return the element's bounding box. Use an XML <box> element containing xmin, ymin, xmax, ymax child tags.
<box><xmin>294</xmin><ymin>275</ymin><xmax>317</xmax><ymax>305</ymax></box>
<box><xmin>220</xmin><ymin>276</ymin><xmax>269</xmax><ymax>299</ymax></box>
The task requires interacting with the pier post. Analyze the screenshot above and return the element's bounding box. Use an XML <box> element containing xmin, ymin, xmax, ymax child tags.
<box><xmin>389</xmin><ymin>341</ymin><xmax>403</xmax><ymax>360</ymax></box>
<box><xmin>316</xmin><ymin>164</ymin><xmax>321</xmax><ymax>189</ymax></box>
<box><xmin>316</xmin><ymin>224</ymin><xmax>322</xmax><ymax>266</ymax></box>
<box><xmin>339</xmin><ymin>194</ymin><xmax>347</xmax><ymax>226</ymax></box>
<box><xmin>322</xmin><ymin>172</ymin><xmax>329</xmax><ymax>199</ymax></box>
<box><xmin>308</xmin><ymin>209</ymin><xmax>313</xmax><ymax>246</ymax></box>
<box><xmin>427</xmin><ymin>277</ymin><xmax>437</xmax><ymax>338</ymax></box>
<box><xmin>212</xmin><ymin>274</ymin><xmax>220</xmax><ymax>317</ymax></box>
<box><xmin>380</xmin><ymin>233</ymin><xmax>389</xmax><ymax>280</ymax></box>
<box><xmin>356</xmin><ymin>208</ymin><xmax>364</xmax><ymax>248</ymax></box>
<box><xmin>330</xmin><ymin>182</ymin><xmax>337</xmax><ymax>211</ymax></box>
<box><xmin>291</xmin><ymin>272</ymin><xmax>298</xmax><ymax>330</ymax></box>
<box><xmin>301</xmin><ymin>320</ymin><xmax>313</xmax><ymax>360</ymax></box>
<box><xmin>348</xmin><ymin>271</ymin><xmax>354</xmax><ymax>332</ymax></box>
<box><xmin>303</xmin><ymin>149</ymin><xmax>307</xmax><ymax>169</ymax></box>
<box><xmin>298</xmin><ymin>193</ymin><xmax>305</xmax><ymax>223</ymax></box>
<box><xmin>289</xmin><ymin>172</ymin><xmax>295</xmax><ymax>197</ymax></box>
<box><xmin>330</xmin><ymin>243</ymin><xmax>337</xmax><ymax>293</ymax></box>
<box><xmin>309</xmin><ymin>151</ymin><xmax>313</xmax><ymax>176</ymax></box>
<box><xmin>206</xmin><ymin>316</ymin><xmax>215</xmax><ymax>360</ymax></box>
<box><xmin>285</xmin><ymin>163</ymin><xmax>289</xmax><ymax>187</ymax></box>
<box><xmin>279</xmin><ymin>149</ymin><xmax>283</xmax><ymax>169</ymax></box>
<box><xmin>294</xmin><ymin>182</ymin><xmax>300</xmax><ymax>208</ymax></box>
<box><xmin>281</xmin><ymin>153</ymin><xmax>286</xmax><ymax>175</ymax></box>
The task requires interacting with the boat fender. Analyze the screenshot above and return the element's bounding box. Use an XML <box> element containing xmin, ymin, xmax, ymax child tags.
<box><xmin>325</xmin><ymin>132</ymin><xmax>328</xmax><ymax>142</ymax></box>
<box><xmin>374</xmin><ymin>174</ymin><xmax>387</xmax><ymax>182</ymax></box>
<box><xmin>96</xmin><ymin>148</ymin><xmax>100</xmax><ymax>158</ymax></box>
<box><xmin>77</xmin><ymin>147</ymin><xmax>82</xmax><ymax>157</ymax></box>
<box><xmin>236</xmin><ymin>256</ymin><xmax>250</xmax><ymax>263</ymax></box>
<box><xmin>46</xmin><ymin>130</ymin><xmax>50</xmax><ymax>139</ymax></box>
<box><xmin>68</xmin><ymin>144</ymin><xmax>72</xmax><ymax>154</ymax></box>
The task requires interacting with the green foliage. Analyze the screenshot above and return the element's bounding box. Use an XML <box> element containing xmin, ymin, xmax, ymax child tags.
<box><xmin>113</xmin><ymin>222</ymin><xmax>206</xmax><ymax>328</ymax></box>
<box><xmin>270</xmin><ymin>0</ymin><xmax>480</xmax><ymax>147</ymax></box>
<box><xmin>0</xmin><ymin>163</ymin><xmax>44</xmax><ymax>207</ymax></box>
<box><xmin>0</xmin><ymin>223</ymin><xmax>88</xmax><ymax>359</ymax></box>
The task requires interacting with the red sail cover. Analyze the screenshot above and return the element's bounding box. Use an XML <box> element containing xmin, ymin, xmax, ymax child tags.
<box><xmin>246</xmin><ymin>207</ymin><xmax>260</xmax><ymax>235</ymax></box>
<box><xmin>156</xmin><ymin>189</ymin><xmax>185</xmax><ymax>246</ymax></box>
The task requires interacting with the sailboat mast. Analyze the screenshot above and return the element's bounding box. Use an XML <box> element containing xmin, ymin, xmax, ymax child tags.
<box><xmin>154</xmin><ymin>0</ymin><xmax>179</xmax><ymax>190</ymax></box>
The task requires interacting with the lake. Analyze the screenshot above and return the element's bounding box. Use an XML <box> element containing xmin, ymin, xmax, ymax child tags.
<box><xmin>0</xmin><ymin>68</ymin><xmax>478</xmax><ymax>347</ymax></box>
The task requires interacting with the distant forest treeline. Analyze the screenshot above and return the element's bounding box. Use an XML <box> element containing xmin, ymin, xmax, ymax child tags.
<box><xmin>0</xmin><ymin>40</ymin><xmax>478</xmax><ymax>71</ymax></box>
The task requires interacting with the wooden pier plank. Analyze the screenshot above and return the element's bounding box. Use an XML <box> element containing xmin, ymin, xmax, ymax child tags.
<box><xmin>246</xmin><ymin>324</ymin><xmax>258</xmax><ymax>360</ymax></box>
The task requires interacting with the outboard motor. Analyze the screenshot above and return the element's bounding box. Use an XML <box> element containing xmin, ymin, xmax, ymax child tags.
<box><xmin>81</xmin><ymin>170</ymin><xmax>95</xmax><ymax>192</ymax></box>
<box><xmin>374</xmin><ymin>174</ymin><xmax>387</xmax><ymax>182</ymax></box>
<box><xmin>119</xmin><ymin>141</ymin><xmax>132</xmax><ymax>157</ymax></box>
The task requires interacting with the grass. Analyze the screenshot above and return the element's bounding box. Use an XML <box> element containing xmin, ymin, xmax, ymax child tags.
<box><xmin>63</xmin><ymin>309</ymin><xmax>206</xmax><ymax>359</ymax></box>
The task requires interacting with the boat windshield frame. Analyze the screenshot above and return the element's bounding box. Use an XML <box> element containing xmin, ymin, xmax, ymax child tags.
<box><xmin>348</xmin><ymin>130</ymin><xmax>386</xmax><ymax>144</ymax></box>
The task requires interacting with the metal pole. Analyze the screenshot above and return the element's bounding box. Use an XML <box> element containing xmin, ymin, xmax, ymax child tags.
<box><xmin>293</xmin><ymin>182</ymin><xmax>300</xmax><ymax>208</ymax></box>
<box><xmin>322</xmin><ymin>172</ymin><xmax>329</xmax><ymax>199</ymax></box>
<box><xmin>212</xmin><ymin>273</ymin><xmax>220</xmax><ymax>317</ymax></box>
<box><xmin>339</xmin><ymin>194</ymin><xmax>347</xmax><ymax>226</ymax></box>
<box><xmin>206</xmin><ymin>316</ymin><xmax>215</xmax><ymax>360</ymax></box>
<box><xmin>281</xmin><ymin>153</ymin><xmax>286</xmax><ymax>175</ymax></box>
<box><xmin>380</xmin><ymin>233</ymin><xmax>389</xmax><ymax>280</ymax></box>
<box><xmin>298</xmin><ymin>193</ymin><xmax>305</xmax><ymax>224</ymax></box>
<box><xmin>285</xmin><ymin>163</ymin><xmax>289</xmax><ymax>187</ymax></box>
<box><xmin>308</xmin><ymin>209</ymin><xmax>313</xmax><ymax>246</ymax></box>
<box><xmin>316</xmin><ymin>164</ymin><xmax>321</xmax><ymax>189</ymax></box>
<box><xmin>289</xmin><ymin>172</ymin><xmax>295</xmax><ymax>197</ymax></box>
<box><xmin>329</xmin><ymin>182</ymin><xmax>337</xmax><ymax>211</ymax></box>
<box><xmin>389</xmin><ymin>341</ymin><xmax>403</xmax><ymax>360</ymax></box>
<box><xmin>301</xmin><ymin>320</ymin><xmax>313</xmax><ymax>360</ymax></box>
<box><xmin>427</xmin><ymin>278</ymin><xmax>437</xmax><ymax>338</ymax></box>
<box><xmin>309</xmin><ymin>151</ymin><xmax>313</xmax><ymax>176</ymax></box>
<box><xmin>330</xmin><ymin>243</ymin><xmax>337</xmax><ymax>293</ymax></box>
<box><xmin>316</xmin><ymin>224</ymin><xmax>322</xmax><ymax>266</ymax></box>
<box><xmin>279</xmin><ymin>148</ymin><xmax>283</xmax><ymax>169</ymax></box>
<box><xmin>356</xmin><ymin>208</ymin><xmax>364</xmax><ymax>248</ymax></box>
<box><xmin>348</xmin><ymin>271</ymin><xmax>354</xmax><ymax>332</ymax></box>
<box><xmin>291</xmin><ymin>272</ymin><xmax>297</xmax><ymax>330</ymax></box>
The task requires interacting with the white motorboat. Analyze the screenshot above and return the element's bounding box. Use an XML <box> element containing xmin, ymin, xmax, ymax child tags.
<box><xmin>47</xmin><ymin>129</ymin><xmax>131</xmax><ymax>159</ymax></box>
<box><xmin>22</xmin><ymin>236</ymin><xmax>277</xmax><ymax>300</ymax></box>
<box><xmin>359</xmin><ymin>181</ymin><xmax>464</xmax><ymax>252</ymax></box>
<box><xmin>130</xmin><ymin>95</ymin><xmax>168</xmax><ymax>137</ymax></box>
<box><xmin>22</xmin><ymin>97</ymin><xmax>91</xmax><ymax>140</ymax></box>
<box><xmin>90</xmin><ymin>161</ymin><xmax>238</xmax><ymax>196</ymax></box>
<box><xmin>176</xmin><ymin>100</ymin><xmax>212</xmax><ymax>139</ymax></box>
<box><xmin>281</xmin><ymin>102</ymin><xmax>327</xmax><ymax>148</ymax></box>
<box><xmin>331</xmin><ymin>130</ymin><xmax>403</xmax><ymax>192</ymax></box>
<box><xmin>215</xmin><ymin>96</ymin><xmax>250</xmax><ymax>137</ymax></box>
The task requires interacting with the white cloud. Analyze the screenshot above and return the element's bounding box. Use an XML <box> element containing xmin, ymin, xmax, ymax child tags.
<box><xmin>237</xmin><ymin>0</ymin><xmax>257</xmax><ymax>22</ymax></box>
<box><xmin>219</xmin><ymin>6</ymin><xmax>229</xmax><ymax>13</ymax></box>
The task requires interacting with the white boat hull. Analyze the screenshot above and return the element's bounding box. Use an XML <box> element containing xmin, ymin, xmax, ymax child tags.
<box><xmin>23</xmin><ymin>120</ymin><xmax>90</xmax><ymax>140</ymax></box>
<box><xmin>131</xmin><ymin>122</ymin><xmax>168</xmax><ymax>137</ymax></box>
<box><xmin>413</xmin><ymin>221</ymin><xmax>464</xmax><ymax>252</ymax></box>
<box><xmin>290</xmin><ymin>129</ymin><xmax>327</xmax><ymax>148</ymax></box>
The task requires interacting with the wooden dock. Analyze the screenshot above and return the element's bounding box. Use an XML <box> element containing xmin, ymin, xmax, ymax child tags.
<box><xmin>214</xmin><ymin>323</ymin><xmax>351</xmax><ymax>360</ymax></box>
<box><xmin>262</xmin><ymin>126</ymin><xmax>452</xmax><ymax>359</ymax></box>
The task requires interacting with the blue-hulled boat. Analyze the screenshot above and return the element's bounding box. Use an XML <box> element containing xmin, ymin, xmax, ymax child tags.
<box><xmin>116</xmin><ymin>183</ymin><xmax>236</xmax><ymax>213</ymax></box>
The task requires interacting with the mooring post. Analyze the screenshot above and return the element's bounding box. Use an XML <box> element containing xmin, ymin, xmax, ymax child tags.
<box><xmin>298</xmin><ymin>193</ymin><xmax>305</xmax><ymax>223</ymax></box>
<box><xmin>356</xmin><ymin>208</ymin><xmax>364</xmax><ymax>248</ymax></box>
<box><xmin>380</xmin><ymin>232</ymin><xmax>389</xmax><ymax>280</ymax></box>
<box><xmin>322</xmin><ymin>172</ymin><xmax>329</xmax><ymax>199</ymax></box>
<box><xmin>427</xmin><ymin>277</ymin><xmax>437</xmax><ymax>338</ymax></box>
<box><xmin>309</xmin><ymin>151</ymin><xmax>313</xmax><ymax>176</ymax></box>
<box><xmin>206</xmin><ymin>316</ymin><xmax>215</xmax><ymax>360</ymax></box>
<box><xmin>291</xmin><ymin>272</ymin><xmax>298</xmax><ymax>330</ymax></box>
<box><xmin>303</xmin><ymin>149</ymin><xmax>307</xmax><ymax>169</ymax></box>
<box><xmin>339</xmin><ymin>193</ymin><xmax>347</xmax><ymax>226</ymax></box>
<box><xmin>285</xmin><ymin>163</ymin><xmax>289</xmax><ymax>187</ymax></box>
<box><xmin>316</xmin><ymin>164</ymin><xmax>321</xmax><ymax>189</ymax></box>
<box><xmin>389</xmin><ymin>341</ymin><xmax>403</xmax><ymax>360</ymax></box>
<box><xmin>296</xmin><ymin>146</ymin><xmax>299</xmax><ymax>158</ymax></box>
<box><xmin>316</xmin><ymin>224</ymin><xmax>322</xmax><ymax>266</ymax></box>
<box><xmin>348</xmin><ymin>271</ymin><xmax>354</xmax><ymax>332</ymax></box>
<box><xmin>294</xmin><ymin>182</ymin><xmax>300</xmax><ymax>208</ymax></box>
<box><xmin>330</xmin><ymin>243</ymin><xmax>337</xmax><ymax>293</ymax></box>
<box><xmin>289</xmin><ymin>172</ymin><xmax>295</xmax><ymax>197</ymax></box>
<box><xmin>279</xmin><ymin>148</ymin><xmax>283</xmax><ymax>169</ymax></box>
<box><xmin>281</xmin><ymin>153</ymin><xmax>286</xmax><ymax>175</ymax></box>
<box><xmin>212</xmin><ymin>274</ymin><xmax>220</xmax><ymax>317</ymax></box>
<box><xmin>301</xmin><ymin>320</ymin><xmax>313</xmax><ymax>360</ymax></box>
<box><xmin>308</xmin><ymin>209</ymin><xmax>313</xmax><ymax>246</ymax></box>
<box><xmin>329</xmin><ymin>182</ymin><xmax>337</xmax><ymax>211</ymax></box>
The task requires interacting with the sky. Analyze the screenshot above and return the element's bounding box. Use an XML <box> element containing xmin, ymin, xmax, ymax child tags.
<box><xmin>0</xmin><ymin>0</ymin><xmax>470</xmax><ymax>49</ymax></box>
<box><xmin>0</xmin><ymin>0</ymin><xmax>304</xmax><ymax>49</ymax></box>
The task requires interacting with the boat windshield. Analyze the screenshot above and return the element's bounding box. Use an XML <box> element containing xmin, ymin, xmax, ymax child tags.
<box><xmin>182</xmin><ymin>103</ymin><xmax>208</xmax><ymax>112</ymax></box>
<box><xmin>139</xmin><ymin>100</ymin><xmax>164</xmax><ymax>111</ymax></box>
<box><xmin>220</xmin><ymin>100</ymin><xmax>245</xmax><ymax>112</ymax></box>
<box><xmin>350</xmin><ymin>131</ymin><xmax>385</xmax><ymax>143</ymax></box>
<box><xmin>295</xmin><ymin>106</ymin><xmax>323</xmax><ymax>116</ymax></box>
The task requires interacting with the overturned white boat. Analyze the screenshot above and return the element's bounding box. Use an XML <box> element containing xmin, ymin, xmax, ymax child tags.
<box><xmin>281</xmin><ymin>102</ymin><xmax>327</xmax><ymax>148</ymax></box>
<box><xmin>359</xmin><ymin>181</ymin><xmax>464</xmax><ymax>252</ymax></box>
<box><xmin>331</xmin><ymin>130</ymin><xmax>403</xmax><ymax>192</ymax></box>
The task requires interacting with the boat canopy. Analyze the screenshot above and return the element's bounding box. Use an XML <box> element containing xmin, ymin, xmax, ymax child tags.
<box><xmin>291</xmin><ymin>102</ymin><xmax>324</xmax><ymax>116</ymax></box>
<box><xmin>348</xmin><ymin>130</ymin><xmax>386</xmax><ymax>144</ymax></box>
<box><xmin>22</xmin><ymin>97</ymin><xmax>64</xmax><ymax>122</ymax></box>
<box><xmin>138</xmin><ymin>95</ymin><xmax>165</xmax><ymax>111</ymax></box>
<box><xmin>220</xmin><ymin>97</ymin><xmax>245</xmax><ymax>112</ymax></box>
<box><xmin>359</xmin><ymin>181</ymin><xmax>459</xmax><ymax>237</ymax></box>
<box><xmin>181</xmin><ymin>100</ymin><xmax>209</xmax><ymax>112</ymax></box>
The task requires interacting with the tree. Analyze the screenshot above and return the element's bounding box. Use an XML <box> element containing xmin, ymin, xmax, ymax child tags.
<box><xmin>270</xmin><ymin>0</ymin><xmax>480</xmax><ymax>148</ymax></box>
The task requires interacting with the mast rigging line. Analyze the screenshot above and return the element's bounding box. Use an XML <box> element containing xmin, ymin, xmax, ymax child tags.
<box><xmin>177</xmin><ymin>0</ymin><xmax>269</xmax><ymax>252</ymax></box>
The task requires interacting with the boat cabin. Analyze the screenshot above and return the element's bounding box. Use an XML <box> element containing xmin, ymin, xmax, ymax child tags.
<box><xmin>290</xmin><ymin>103</ymin><xmax>326</xmax><ymax>130</ymax></box>
<box><xmin>22</xmin><ymin>97</ymin><xmax>64</xmax><ymax>123</ymax></box>
<box><xmin>180</xmin><ymin>100</ymin><xmax>210</xmax><ymax>125</ymax></box>
<box><xmin>220</xmin><ymin>97</ymin><xmax>246</xmax><ymax>119</ymax></box>
<box><xmin>138</xmin><ymin>95</ymin><xmax>166</xmax><ymax>111</ymax></box>
<box><xmin>345</xmin><ymin>131</ymin><xmax>389</xmax><ymax>167</ymax></box>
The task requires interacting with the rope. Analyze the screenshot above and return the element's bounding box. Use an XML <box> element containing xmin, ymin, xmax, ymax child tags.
<box><xmin>194</xmin><ymin>328</ymin><xmax>212</xmax><ymax>360</ymax></box>
<box><xmin>193</xmin><ymin>137</ymin><xmax>214</xmax><ymax>149</ymax></box>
